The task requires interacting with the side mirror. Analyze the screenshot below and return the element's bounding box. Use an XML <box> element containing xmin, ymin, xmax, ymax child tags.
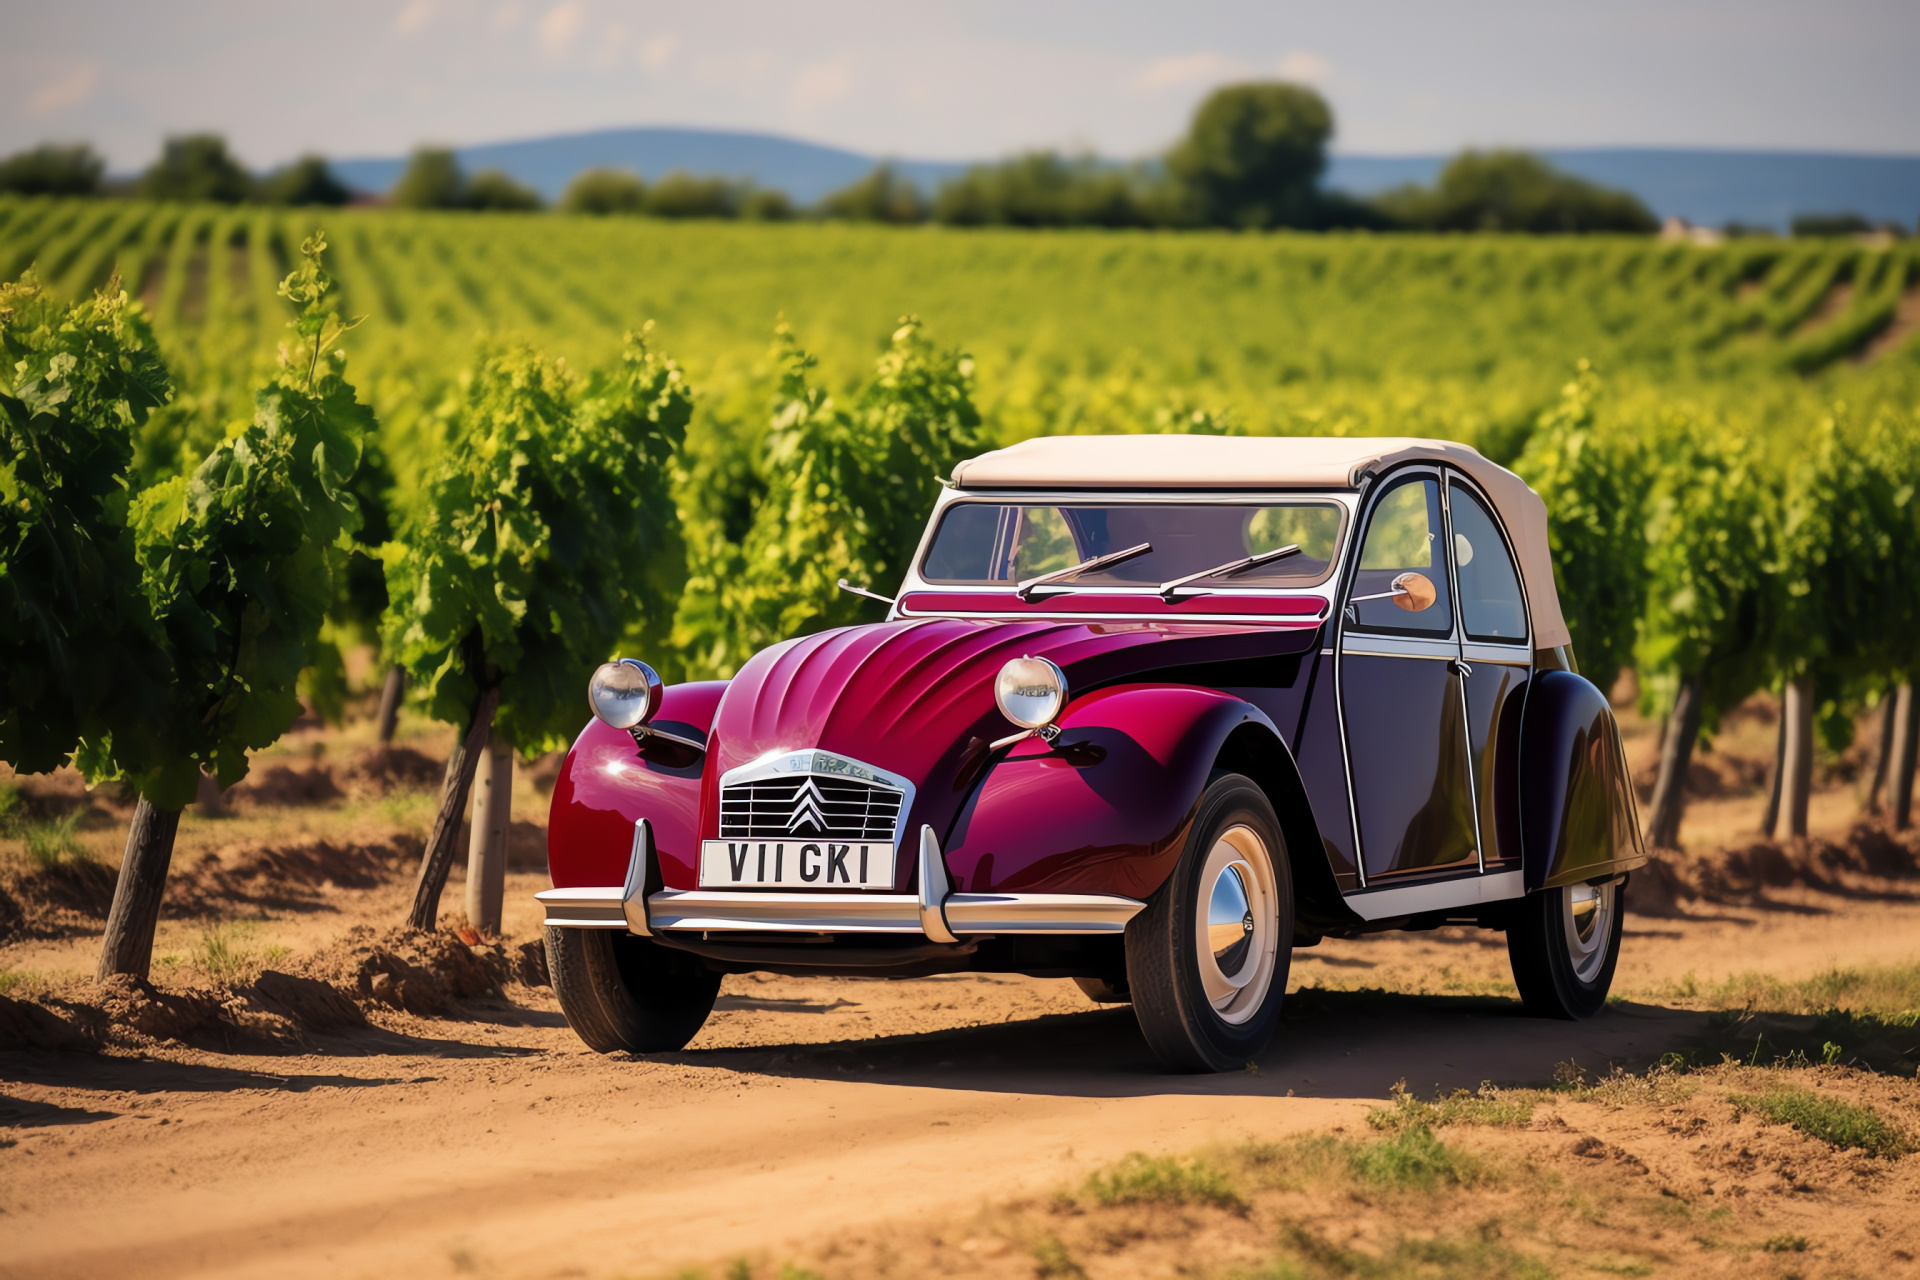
<box><xmin>1390</xmin><ymin>572</ymin><xmax>1437</xmax><ymax>612</ymax></box>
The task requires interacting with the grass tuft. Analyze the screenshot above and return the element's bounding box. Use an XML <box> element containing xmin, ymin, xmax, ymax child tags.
<box><xmin>1029</xmin><ymin>1235</ymin><xmax>1086</xmax><ymax>1279</ymax></box>
<box><xmin>1348</xmin><ymin>1124</ymin><xmax>1483</xmax><ymax>1191</ymax></box>
<box><xmin>22</xmin><ymin>812</ymin><xmax>88</xmax><ymax>869</ymax></box>
<box><xmin>1760</xmin><ymin>1234</ymin><xmax>1810</xmax><ymax>1253</ymax></box>
<box><xmin>1368</xmin><ymin>1080</ymin><xmax>1536</xmax><ymax>1132</ymax></box>
<box><xmin>1081</xmin><ymin>1152</ymin><xmax>1244</xmax><ymax>1211</ymax></box>
<box><xmin>1727</xmin><ymin>1084</ymin><xmax>1912</xmax><ymax>1158</ymax></box>
<box><xmin>197</xmin><ymin>922</ymin><xmax>268</xmax><ymax>984</ymax></box>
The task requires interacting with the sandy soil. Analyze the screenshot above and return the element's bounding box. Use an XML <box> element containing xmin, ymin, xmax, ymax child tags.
<box><xmin>3</xmin><ymin>699</ymin><xmax>1918</xmax><ymax>1279</ymax></box>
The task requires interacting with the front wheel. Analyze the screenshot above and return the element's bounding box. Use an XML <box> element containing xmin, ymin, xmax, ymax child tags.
<box><xmin>1506</xmin><ymin>878</ymin><xmax>1624</xmax><ymax>1019</ymax></box>
<box><xmin>1126</xmin><ymin>773</ymin><xmax>1293</xmax><ymax>1072</ymax></box>
<box><xmin>546</xmin><ymin>926</ymin><xmax>722</xmax><ymax>1053</ymax></box>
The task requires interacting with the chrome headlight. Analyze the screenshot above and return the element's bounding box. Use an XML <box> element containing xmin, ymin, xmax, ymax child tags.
<box><xmin>588</xmin><ymin>658</ymin><xmax>663</xmax><ymax>730</ymax></box>
<box><xmin>994</xmin><ymin>656</ymin><xmax>1066</xmax><ymax>730</ymax></box>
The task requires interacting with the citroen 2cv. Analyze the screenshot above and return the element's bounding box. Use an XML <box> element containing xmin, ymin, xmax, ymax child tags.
<box><xmin>537</xmin><ymin>435</ymin><xmax>1646</xmax><ymax>1071</ymax></box>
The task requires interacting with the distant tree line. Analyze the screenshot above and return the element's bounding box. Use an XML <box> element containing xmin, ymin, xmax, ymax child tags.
<box><xmin>6</xmin><ymin>84</ymin><xmax>1915</xmax><ymax>236</ymax></box>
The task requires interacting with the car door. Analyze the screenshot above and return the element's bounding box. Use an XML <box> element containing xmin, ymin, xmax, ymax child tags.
<box><xmin>1337</xmin><ymin>470</ymin><xmax>1480</xmax><ymax>884</ymax></box>
<box><xmin>1445</xmin><ymin>473</ymin><xmax>1533</xmax><ymax>869</ymax></box>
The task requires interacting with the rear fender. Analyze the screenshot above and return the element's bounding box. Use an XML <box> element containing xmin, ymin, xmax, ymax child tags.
<box><xmin>1520</xmin><ymin>670</ymin><xmax>1648</xmax><ymax>890</ymax></box>
<box><xmin>546</xmin><ymin>681</ymin><xmax>727</xmax><ymax>890</ymax></box>
<box><xmin>943</xmin><ymin>685</ymin><xmax>1322</xmax><ymax>904</ymax></box>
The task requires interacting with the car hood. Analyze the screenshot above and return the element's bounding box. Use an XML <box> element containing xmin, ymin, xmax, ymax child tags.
<box><xmin>703</xmin><ymin>615</ymin><xmax>1319</xmax><ymax>842</ymax></box>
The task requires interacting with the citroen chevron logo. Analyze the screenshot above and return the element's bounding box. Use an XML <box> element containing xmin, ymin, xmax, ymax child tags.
<box><xmin>786</xmin><ymin>779</ymin><xmax>829</xmax><ymax>833</ymax></box>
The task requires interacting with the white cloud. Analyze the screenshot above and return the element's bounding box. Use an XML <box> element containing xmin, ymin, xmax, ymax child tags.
<box><xmin>1135</xmin><ymin>52</ymin><xmax>1249</xmax><ymax>93</ymax></box>
<box><xmin>394</xmin><ymin>0</ymin><xmax>434</xmax><ymax>36</ymax></box>
<box><xmin>30</xmin><ymin>64</ymin><xmax>99</xmax><ymax>115</ymax></box>
<box><xmin>640</xmin><ymin>35</ymin><xmax>677</xmax><ymax>71</ymax></box>
<box><xmin>791</xmin><ymin>59</ymin><xmax>853</xmax><ymax>109</ymax></box>
<box><xmin>1275</xmin><ymin>51</ymin><xmax>1333</xmax><ymax>85</ymax></box>
<box><xmin>539</xmin><ymin>1</ymin><xmax>586</xmax><ymax>54</ymax></box>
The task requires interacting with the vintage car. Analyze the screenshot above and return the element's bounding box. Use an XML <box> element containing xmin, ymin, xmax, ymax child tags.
<box><xmin>538</xmin><ymin>435</ymin><xmax>1646</xmax><ymax>1072</ymax></box>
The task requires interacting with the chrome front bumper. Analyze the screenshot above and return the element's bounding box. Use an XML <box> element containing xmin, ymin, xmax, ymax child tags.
<box><xmin>536</xmin><ymin>820</ymin><xmax>1145</xmax><ymax>939</ymax></box>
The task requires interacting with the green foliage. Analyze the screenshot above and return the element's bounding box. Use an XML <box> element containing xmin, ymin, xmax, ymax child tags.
<box><xmin>1376</xmin><ymin>150</ymin><xmax>1659</xmax><ymax>234</ymax></box>
<box><xmin>142</xmin><ymin>134</ymin><xmax>254</xmax><ymax>204</ymax></box>
<box><xmin>933</xmin><ymin>153</ymin><xmax>1157</xmax><ymax>229</ymax></box>
<box><xmin>23</xmin><ymin>811</ymin><xmax>87</xmax><ymax>869</ymax></box>
<box><xmin>1367</xmin><ymin>1081</ymin><xmax>1538</xmax><ymax>1132</ymax></box>
<box><xmin>0</xmin><ymin>144</ymin><xmax>104</xmax><ymax>197</ymax></box>
<box><xmin>1727</xmin><ymin>1084</ymin><xmax>1913</xmax><ymax>1157</ymax></box>
<box><xmin>739</xmin><ymin>188</ymin><xmax>794</xmax><ymax>222</ymax></box>
<box><xmin>1792</xmin><ymin>212</ymin><xmax>1875</xmax><ymax>238</ymax></box>
<box><xmin>77</xmin><ymin>233</ymin><xmax>371</xmax><ymax>807</ymax></box>
<box><xmin>561</xmin><ymin>168</ymin><xmax>647</xmax><ymax>216</ymax></box>
<box><xmin>1080</xmin><ymin>1152</ymin><xmax>1244</xmax><ymax>1210</ymax></box>
<box><xmin>1513</xmin><ymin>362</ymin><xmax>1649</xmax><ymax>693</ymax></box>
<box><xmin>816</xmin><ymin>166</ymin><xmax>925</xmax><ymax>224</ymax></box>
<box><xmin>1167</xmin><ymin>82</ymin><xmax>1332</xmax><ymax>229</ymax></box>
<box><xmin>0</xmin><ymin>271</ymin><xmax>173</xmax><ymax>774</ymax></box>
<box><xmin>1347</xmin><ymin>1124</ymin><xmax>1482</xmax><ymax>1190</ymax></box>
<box><xmin>259</xmin><ymin>156</ymin><xmax>352</xmax><ymax>207</ymax></box>
<box><xmin>389</xmin><ymin>148</ymin><xmax>467</xmax><ymax>210</ymax></box>
<box><xmin>466</xmin><ymin>170</ymin><xmax>543</xmax><ymax>212</ymax></box>
<box><xmin>645</xmin><ymin>172</ymin><xmax>741</xmax><ymax>220</ymax></box>
<box><xmin>381</xmin><ymin>327</ymin><xmax>691</xmax><ymax>753</ymax></box>
<box><xmin>672</xmin><ymin>318</ymin><xmax>983</xmax><ymax>677</ymax></box>
<box><xmin>1634</xmin><ymin>419</ymin><xmax>1775</xmax><ymax>726</ymax></box>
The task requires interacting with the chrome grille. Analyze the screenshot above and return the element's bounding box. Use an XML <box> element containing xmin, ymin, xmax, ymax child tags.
<box><xmin>718</xmin><ymin>775</ymin><xmax>904</xmax><ymax>842</ymax></box>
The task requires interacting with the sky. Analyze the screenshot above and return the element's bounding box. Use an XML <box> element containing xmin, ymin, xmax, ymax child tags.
<box><xmin>5</xmin><ymin>0</ymin><xmax>1917</xmax><ymax>173</ymax></box>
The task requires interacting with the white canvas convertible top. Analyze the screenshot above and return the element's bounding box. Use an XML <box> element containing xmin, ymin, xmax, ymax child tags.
<box><xmin>949</xmin><ymin>434</ymin><xmax>1571</xmax><ymax>649</ymax></box>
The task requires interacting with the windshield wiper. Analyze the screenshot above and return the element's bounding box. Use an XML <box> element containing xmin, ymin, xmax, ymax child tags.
<box><xmin>1157</xmin><ymin>543</ymin><xmax>1302</xmax><ymax>600</ymax></box>
<box><xmin>1015</xmin><ymin>542</ymin><xmax>1153</xmax><ymax>600</ymax></box>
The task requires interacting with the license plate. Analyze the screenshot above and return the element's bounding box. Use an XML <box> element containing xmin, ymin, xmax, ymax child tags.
<box><xmin>698</xmin><ymin>839</ymin><xmax>897</xmax><ymax>890</ymax></box>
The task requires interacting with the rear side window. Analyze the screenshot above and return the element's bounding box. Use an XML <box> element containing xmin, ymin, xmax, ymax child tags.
<box><xmin>1448</xmin><ymin>483</ymin><xmax>1527</xmax><ymax>643</ymax></box>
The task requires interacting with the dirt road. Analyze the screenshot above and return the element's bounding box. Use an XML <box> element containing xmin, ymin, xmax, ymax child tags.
<box><xmin>9</xmin><ymin>890</ymin><xmax>1919</xmax><ymax>1280</ymax></box>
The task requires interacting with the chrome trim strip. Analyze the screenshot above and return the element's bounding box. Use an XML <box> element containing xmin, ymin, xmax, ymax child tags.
<box><xmin>1340</xmin><ymin>637</ymin><xmax>1462</xmax><ymax>660</ymax></box>
<box><xmin>918</xmin><ymin>825</ymin><xmax>958</xmax><ymax>943</ymax></box>
<box><xmin>535</xmin><ymin>885</ymin><xmax>628</xmax><ymax>929</ymax></box>
<box><xmin>1343</xmin><ymin>869</ymin><xmax>1524</xmax><ymax>921</ymax></box>
<box><xmin>944</xmin><ymin>892</ymin><xmax>1145</xmax><ymax>934</ymax></box>
<box><xmin>634</xmin><ymin>887</ymin><xmax>1149</xmax><ymax>935</ymax></box>
<box><xmin>648</xmin><ymin>889</ymin><xmax>925</xmax><ymax>933</ymax></box>
<box><xmin>1461</xmin><ymin>642</ymin><xmax>1532</xmax><ymax>666</ymax></box>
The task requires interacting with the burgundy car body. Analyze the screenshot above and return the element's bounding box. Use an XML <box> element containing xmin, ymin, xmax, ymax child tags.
<box><xmin>543</xmin><ymin>435</ymin><xmax>1647</xmax><ymax>977</ymax></box>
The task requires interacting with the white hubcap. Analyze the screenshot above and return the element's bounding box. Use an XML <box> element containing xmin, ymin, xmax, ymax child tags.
<box><xmin>1193</xmin><ymin>825</ymin><xmax>1279</xmax><ymax>1025</ymax></box>
<box><xmin>1563</xmin><ymin>880</ymin><xmax>1616</xmax><ymax>984</ymax></box>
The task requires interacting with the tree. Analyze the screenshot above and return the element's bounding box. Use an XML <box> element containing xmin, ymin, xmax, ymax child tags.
<box><xmin>1511</xmin><ymin>361</ymin><xmax>1648</xmax><ymax>698</ymax></box>
<box><xmin>1373</xmin><ymin>151</ymin><xmax>1658</xmax><ymax>234</ymax></box>
<box><xmin>1166</xmin><ymin>82</ymin><xmax>1332</xmax><ymax>229</ymax></box>
<box><xmin>1637</xmin><ymin>424</ymin><xmax>1775</xmax><ymax>849</ymax></box>
<box><xmin>671</xmin><ymin>318</ymin><xmax>983</xmax><ymax>677</ymax></box>
<box><xmin>817</xmin><ymin>166</ymin><xmax>925</xmax><ymax>224</ymax></box>
<box><xmin>0</xmin><ymin>143</ymin><xmax>105</xmax><ymax>197</ymax></box>
<box><xmin>141</xmin><ymin>134</ymin><xmax>255</xmax><ymax>204</ymax></box>
<box><xmin>390</xmin><ymin>147</ymin><xmax>467</xmax><ymax>209</ymax></box>
<box><xmin>740</xmin><ymin>188</ymin><xmax>795</xmax><ymax>221</ymax></box>
<box><xmin>466</xmin><ymin>169</ymin><xmax>543</xmax><ymax>212</ymax></box>
<box><xmin>259</xmin><ymin>156</ymin><xmax>352</xmax><ymax>207</ymax></box>
<box><xmin>645</xmin><ymin>172</ymin><xmax>740</xmax><ymax>219</ymax></box>
<box><xmin>933</xmin><ymin>153</ymin><xmax>1154</xmax><ymax>229</ymax></box>
<box><xmin>0</xmin><ymin>271</ymin><xmax>173</xmax><ymax>777</ymax></box>
<box><xmin>383</xmin><ymin>329</ymin><xmax>691</xmax><ymax>928</ymax></box>
<box><xmin>77</xmin><ymin>234</ymin><xmax>373</xmax><ymax>977</ymax></box>
<box><xmin>562</xmin><ymin>168</ymin><xmax>647</xmax><ymax>215</ymax></box>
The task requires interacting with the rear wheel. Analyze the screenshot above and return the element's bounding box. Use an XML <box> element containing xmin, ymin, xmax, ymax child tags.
<box><xmin>1506</xmin><ymin>878</ymin><xmax>1624</xmax><ymax>1019</ymax></box>
<box><xmin>546</xmin><ymin>926</ymin><xmax>722</xmax><ymax>1053</ymax></box>
<box><xmin>1126</xmin><ymin>773</ymin><xmax>1293</xmax><ymax>1072</ymax></box>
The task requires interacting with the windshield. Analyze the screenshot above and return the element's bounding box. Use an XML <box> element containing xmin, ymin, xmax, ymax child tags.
<box><xmin>920</xmin><ymin>500</ymin><xmax>1346</xmax><ymax>589</ymax></box>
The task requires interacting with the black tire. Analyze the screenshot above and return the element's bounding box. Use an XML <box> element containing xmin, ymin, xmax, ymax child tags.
<box><xmin>545</xmin><ymin>926</ymin><xmax>722</xmax><ymax>1053</ymax></box>
<box><xmin>1506</xmin><ymin>877</ymin><xmax>1625</xmax><ymax>1019</ymax></box>
<box><xmin>1126</xmin><ymin>773</ymin><xmax>1293</xmax><ymax>1072</ymax></box>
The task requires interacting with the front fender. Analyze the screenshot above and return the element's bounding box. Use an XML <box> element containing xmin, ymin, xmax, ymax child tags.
<box><xmin>546</xmin><ymin>681</ymin><xmax>727</xmax><ymax>889</ymax></box>
<box><xmin>943</xmin><ymin>685</ymin><xmax>1277</xmax><ymax>899</ymax></box>
<box><xmin>1521</xmin><ymin>670</ymin><xmax>1648</xmax><ymax>890</ymax></box>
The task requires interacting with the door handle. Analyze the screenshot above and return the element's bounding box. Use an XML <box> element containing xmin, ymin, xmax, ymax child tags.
<box><xmin>1449</xmin><ymin>658</ymin><xmax>1474</xmax><ymax>677</ymax></box>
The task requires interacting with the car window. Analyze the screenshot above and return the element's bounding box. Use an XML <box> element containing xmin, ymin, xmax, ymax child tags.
<box><xmin>919</xmin><ymin>501</ymin><xmax>1346</xmax><ymax>588</ymax></box>
<box><xmin>1348</xmin><ymin>476</ymin><xmax>1452</xmax><ymax>635</ymax></box>
<box><xmin>1448</xmin><ymin>482</ymin><xmax>1527</xmax><ymax>643</ymax></box>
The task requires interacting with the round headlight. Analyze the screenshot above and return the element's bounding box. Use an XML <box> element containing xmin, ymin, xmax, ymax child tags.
<box><xmin>995</xmin><ymin>656</ymin><xmax>1067</xmax><ymax>730</ymax></box>
<box><xmin>589</xmin><ymin>658</ymin><xmax>663</xmax><ymax>730</ymax></box>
